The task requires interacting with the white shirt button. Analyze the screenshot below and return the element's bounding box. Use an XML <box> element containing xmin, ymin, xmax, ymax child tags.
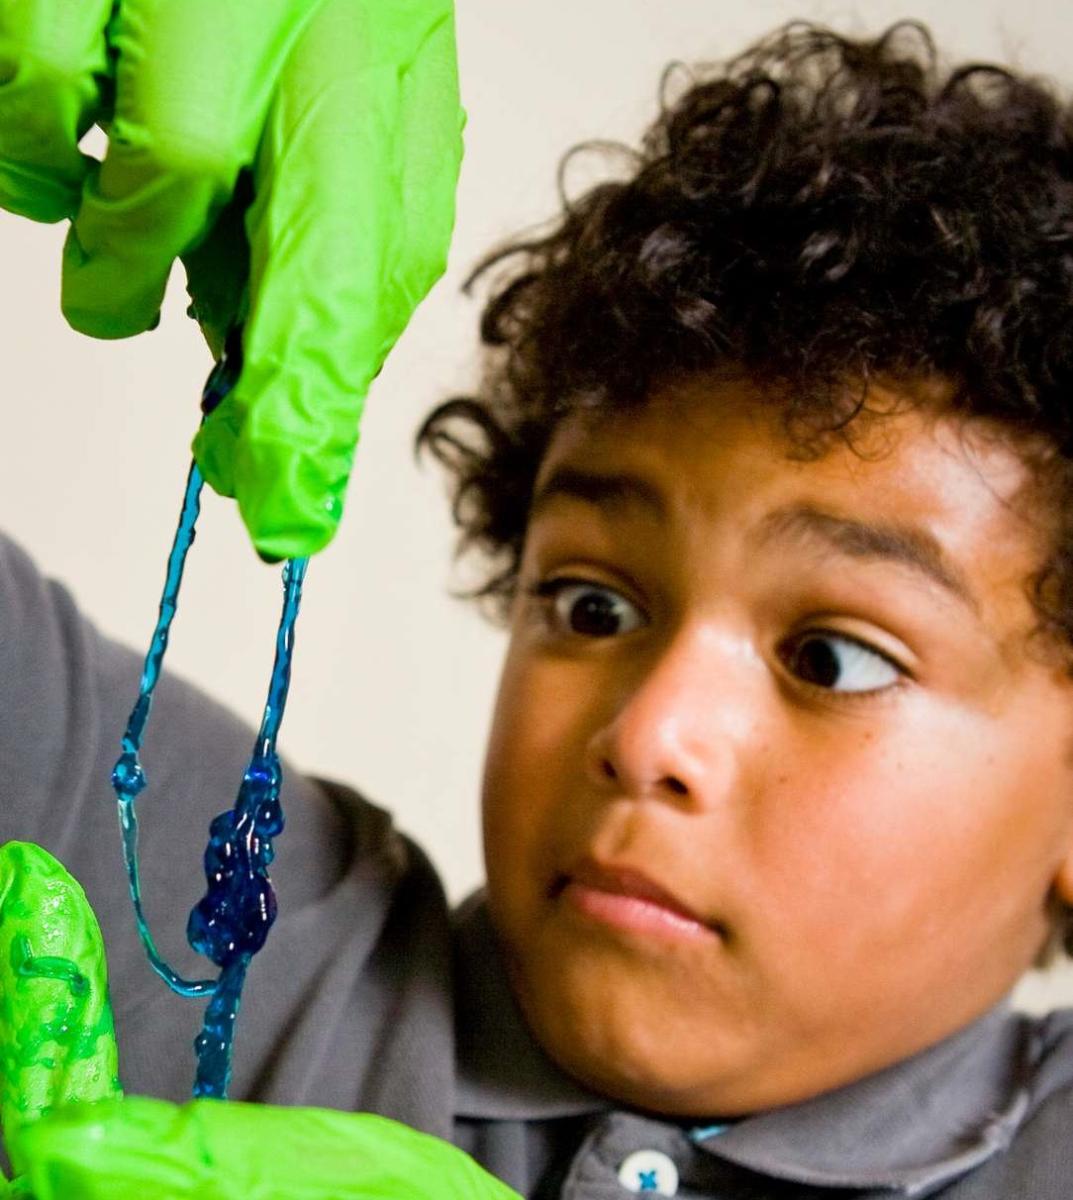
<box><xmin>617</xmin><ymin>1149</ymin><xmax>680</xmax><ymax>1195</ymax></box>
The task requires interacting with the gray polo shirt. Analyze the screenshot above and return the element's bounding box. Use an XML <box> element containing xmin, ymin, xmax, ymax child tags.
<box><xmin>2</xmin><ymin>529</ymin><xmax>1072</xmax><ymax>1198</ymax></box>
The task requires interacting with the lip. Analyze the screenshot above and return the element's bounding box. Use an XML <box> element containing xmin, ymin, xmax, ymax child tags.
<box><xmin>554</xmin><ymin>857</ymin><xmax>721</xmax><ymax>941</ymax></box>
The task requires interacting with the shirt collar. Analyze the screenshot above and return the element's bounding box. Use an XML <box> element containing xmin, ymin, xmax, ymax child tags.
<box><xmin>453</xmin><ymin>894</ymin><xmax>1072</xmax><ymax>1194</ymax></box>
<box><xmin>687</xmin><ymin>1000</ymin><xmax>1037</xmax><ymax>1196</ymax></box>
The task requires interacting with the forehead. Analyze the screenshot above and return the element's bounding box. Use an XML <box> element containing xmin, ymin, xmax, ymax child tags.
<box><xmin>538</xmin><ymin>377</ymin><xmax>1035</xmax><ymax>510</ymax></box>
<box><xmin>531</xmin><ymin>376</ymin><xmax>1051</xmax><ymax>635</ymax></box>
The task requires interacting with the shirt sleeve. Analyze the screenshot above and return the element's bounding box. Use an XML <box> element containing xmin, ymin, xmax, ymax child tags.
<box><xmin>0</xmin><ymin>530</ymin><xmax>456</xmax><ymax>1131</ymax></box>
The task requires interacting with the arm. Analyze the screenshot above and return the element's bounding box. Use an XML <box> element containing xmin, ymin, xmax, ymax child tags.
<box><xmin>0</xmin><ymin>532</ymin><xmax>460</xmax><ymax>1123</ymax></box>
<box><xmin>0</xmin><ymin>527</ymin><xmax>330</xmax><ymax>947</ymax></box>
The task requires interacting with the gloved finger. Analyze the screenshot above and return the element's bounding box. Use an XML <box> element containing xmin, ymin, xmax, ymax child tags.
<box><xmin>59</xmin><ymin>0</ymin><xmax>320</xmax><ymax>340</ymax></box>
<box><xmin>192</xmin><ymin>0</ymin><xmax>465</xmax><ymax>560</ymax></box>
<box><xmin>6</xmin><ymin>1175</ymin><xmax>32</xmax><ymax>1198</ymax></box>
<box><xmin>0</xmin><ymin>0</ymin><xmax>112</xmax><ymax>223</ymax></box>
<box><xmin>13</xmin><ymin>1096</ymin><xmax>522</xmax><ymax>1200</ymax></box>
<box><xmin>0</xmin><ymin>843</ymin><xmax>121</xmax><ymax>1179</ymax></box>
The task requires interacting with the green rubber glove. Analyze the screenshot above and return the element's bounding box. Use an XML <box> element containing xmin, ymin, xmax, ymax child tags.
<box><xmin>0</xmin><ymin>842</ymin><xmax>121</xmax><ymax>1189</ymax></box>
<box><xmin>0</xmin><ymin>1</ymin><xmax>465</xmax><ymax>560</ymax></box>
<box><xmin>12</xmin><ymin>1098</ymin><xmax>523</xmax><ymax>1200</ymax></box>
<box><xmin>0</xmin><ymin>843</ymin><xmax>519</xmax><ymax>1199</ymax></box>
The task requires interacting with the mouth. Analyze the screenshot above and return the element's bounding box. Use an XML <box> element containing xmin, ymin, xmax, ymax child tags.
<box><xmin>551</xmin><ymin>858</ymin><xmax>724</xmax><ymax>942</ymax></box>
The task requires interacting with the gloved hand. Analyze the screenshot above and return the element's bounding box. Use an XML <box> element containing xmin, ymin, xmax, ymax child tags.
<box><xmin>12</xmin><ymin>1098</ymin><xmax>523</xmax><ymax>1199</ymax></box>
<box><xmin>0</xmin><ymin>841</ymin><xmax>121</xmax><ymax>1196</ymax></box>
<box><xmin>0</xmin><ymin>1</ymin><xmax>465</xmax><ymax>561</ymax></box>
<box><xmin>0</xmin><ymin>842</ymin><xmax>519</xmax><ymax>1200</ymax></box>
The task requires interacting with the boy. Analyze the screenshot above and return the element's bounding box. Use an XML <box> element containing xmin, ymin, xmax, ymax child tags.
<box><xmin>5</xmin><ymin>18</ymin><xmax>1073</xmax><ymax>1199</ymax></box>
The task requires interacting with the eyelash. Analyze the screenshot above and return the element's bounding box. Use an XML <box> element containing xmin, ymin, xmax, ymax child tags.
<box><xmin>526</xmin><ymin>576</ymin><xmax>642</xmax><ymax>629</ymax></box>
<box><xmin>523</xmin><ymin>576</ymin><xmax>909</xmax><ymax>699</ymax></box>
<box><xmin>782</xmin><ymin>629</ymin><xmax>909</xmax><ymax>701</ymax></box>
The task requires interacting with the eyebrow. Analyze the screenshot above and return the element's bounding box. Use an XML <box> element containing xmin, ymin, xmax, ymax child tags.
<box><xmin>751</xmin><ymin>503</ymin><xmax>980</xmax><ymax>615</ymax></box>
<box><xmin>529</xmin><ymin>467</ymin><xmax>666</xmax><ymax>523</ymax></box>
<box><xmin>529</xmin><ymin>469</ymin><xmax>979</xmax><ymax>615</ymax></box>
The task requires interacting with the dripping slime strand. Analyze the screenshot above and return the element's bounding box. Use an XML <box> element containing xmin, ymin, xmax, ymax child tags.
<box><xmin>111</xmin><ymin>458</ymin><xmax>216</xmax><ymax>998</ymax></box>
<box><xmin>188</xmin><ymin>552</ymin><xmax>308</xmax><ymax>1098</ymax></box>
<box><xmin>110</xmin><ymin>329</ymin><xmax>310</xmax><ymax>1097</ymax></box>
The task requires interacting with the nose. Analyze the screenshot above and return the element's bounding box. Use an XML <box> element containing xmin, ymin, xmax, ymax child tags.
<box><xmin>583</xmin><ymin>624</ymin><xmax>759</xmax><ymax>808</ymax></box>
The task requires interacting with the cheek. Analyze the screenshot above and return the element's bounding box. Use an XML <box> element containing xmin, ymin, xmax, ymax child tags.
<box><xmin>480</xmin><ymin>651</ymin><xmax>584</xmax><ymax>900</ymax></box>
<box><xmin>751</xmin><ymin>702</ymin><xmax>1067</xmax><ymax>966</ymax></box>
<box><xmin>482</xmin><ymin>633</ymin><xmax>606</xmax><ymax>802</ymax></box>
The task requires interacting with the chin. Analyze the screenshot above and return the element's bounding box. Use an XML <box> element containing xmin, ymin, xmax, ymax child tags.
<box><xmin>549</xmin><ymin>1034</ymin><xmax>732</xmax><ymax>1118</ymax></box>
<box><xmin>510</xmin><ymin>953</ymin><xmax>739</xmax><ymax>1114</ymax></box>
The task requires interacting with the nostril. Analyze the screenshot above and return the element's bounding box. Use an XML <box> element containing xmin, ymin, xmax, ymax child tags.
<box><xmin>548</xmin><ymin>874</ymin><xmax>569</xmax><ymax>899</ymax></box>
<box><xmin>664</xmin><ymin>776</ymin><xmax>689</xmax><ymax>796</ymax></box>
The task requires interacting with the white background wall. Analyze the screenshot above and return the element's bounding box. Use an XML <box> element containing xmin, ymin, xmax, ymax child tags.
<box><xmin>1</xmin><ymin>0</ymin><xmax>1071</xmax><ymax>1009</ymax></box>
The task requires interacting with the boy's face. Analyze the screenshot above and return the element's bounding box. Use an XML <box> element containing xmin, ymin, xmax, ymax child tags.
<box><xmin>481</xmin><ymin>374</ymin><xmax>1073</xmax><ymax>1117</ymax></box>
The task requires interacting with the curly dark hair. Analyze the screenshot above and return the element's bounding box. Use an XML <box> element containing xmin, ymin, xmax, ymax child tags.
<box><xmin>415</xmin><ymin>21</ymin><xmax>1073</xmax><ymax>961</ymax></box>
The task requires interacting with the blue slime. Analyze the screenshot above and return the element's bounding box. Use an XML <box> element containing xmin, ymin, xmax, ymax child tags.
<box><xmin>110</xmin><ymin>338</ymin><xmax>309</xmax><ymax>1098</ymax></box>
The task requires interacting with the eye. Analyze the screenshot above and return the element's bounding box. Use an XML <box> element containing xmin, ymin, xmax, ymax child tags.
<box><xmin>782</xmin><ymin>630</ymin><xmax>904</xmax><ymax>695</ymax></box>
<box><xmin>528</xmin><ymin>578</ymin><xmax>646</xmax><ymax>638</ymax></box>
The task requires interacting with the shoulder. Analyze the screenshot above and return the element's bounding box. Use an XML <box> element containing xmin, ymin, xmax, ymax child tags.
<box><xmin>295</xmin><ymin>776</ymin><xmax>452</xmax><ymax>927</ymax></box>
